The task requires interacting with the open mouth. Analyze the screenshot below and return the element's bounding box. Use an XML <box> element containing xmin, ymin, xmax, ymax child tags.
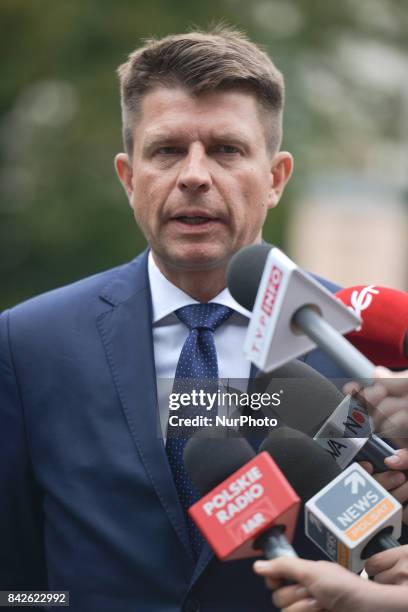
<box><xmin>175</xmin><ymin>216</ymin><xmax>216</xmax><ymax>225</ymax></box>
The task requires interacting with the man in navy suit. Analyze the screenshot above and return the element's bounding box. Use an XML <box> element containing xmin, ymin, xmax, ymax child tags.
<box><xmin>2</xmin><ymin>27</ymin><xmax>408</xmax><ymax>612</ymax></box>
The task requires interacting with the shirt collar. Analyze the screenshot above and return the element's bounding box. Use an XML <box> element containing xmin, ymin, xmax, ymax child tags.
<box><xmin>148</xmin><ymin>251</ymin><xmax>251</xmax><ymax>324</ymax></box>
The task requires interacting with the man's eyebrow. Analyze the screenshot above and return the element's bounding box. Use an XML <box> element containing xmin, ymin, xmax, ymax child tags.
<box><xmin>142</xmin><ymin>133</ymin><xmax>182</xmax><ymax>152</ymax></box>
<box><xmin>209</xmin><ymin>132</ymin><xmax>251</xmax><ymax>147</ymax></box>
<box><xmin>142</xmin><ymin>131</ymin><xmax>251</xmax><ymax>151</ymax></box>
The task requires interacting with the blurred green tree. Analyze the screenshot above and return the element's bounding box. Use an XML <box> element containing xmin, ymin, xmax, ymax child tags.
<box><xmin>1</xmin><ymin>0</ymin><xmax>406</xmax><ymax>308</ymax></box>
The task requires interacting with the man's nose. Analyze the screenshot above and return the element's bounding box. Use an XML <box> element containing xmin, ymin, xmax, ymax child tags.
<box><xmin>177</xmin><ymin>144</ymin><xmax>212</xmax><ymax>193</ymax></box>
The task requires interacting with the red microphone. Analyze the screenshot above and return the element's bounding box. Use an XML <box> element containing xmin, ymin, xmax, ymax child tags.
<box><xmin>336</xmin><ymin>285</ymin><xmax>408</xmax><ymax>368</ymax></box>
<box><xmin>184</xmin><ymin>430</ymin><xmax>300</xmax><ymax>561</ymax></box>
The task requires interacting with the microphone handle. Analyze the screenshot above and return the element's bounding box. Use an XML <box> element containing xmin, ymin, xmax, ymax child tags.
<box><xmin>292</xmin><ymin>306</ymin><xmax>374</xmax><ymax>379</ymax></box>
<box><xmin>255</xmin><ymin>525</ymin><xmax>298</xmax><ymax>561</ymax></box>
<box><xmin>254</xmin><ymin>526</ymin><xmax>297</xmax><ymax>587</ymax></box>
<box><xmin>361</xmin><ymin>529</ymin><xmax>400</xmax><ymax>559</ymax></box>
<box><xmin>356</xmin><ymin>435</ymin><xmax>408</xmax><ymax>479</ymax></box>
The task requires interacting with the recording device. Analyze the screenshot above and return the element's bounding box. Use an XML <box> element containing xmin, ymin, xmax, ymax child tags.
<box><xmin>183</xmin><ymin>428</ymin><xmax>300</xmax><ymax>561</ymax></box>
<box><xmin>260</xmin><ymin>427</ymin><xmax>402</xmax><ymax>572</ymax></box>
<box><xmin>227</xmin><ymin>243</ymin><xmax>373</xmax><ymax>378</ymax></box>
<box><xmin>254</xmin><ymin>357</ymin><xmax>401</xmax><ymax>476</ymax></box>
<box><xmin>312</xmin><ymin>392</ymin><xmax>404</xmax><ymax>475</ymax></box>
<box><xmin>253</xmin><ymin>358</ymin><xmax>344</xmax><ymax>436</ymax></box>
<box><xmin>336</xmin><ymin>285</ymin><xmax>408</xmax><ymax>369</ymax></box>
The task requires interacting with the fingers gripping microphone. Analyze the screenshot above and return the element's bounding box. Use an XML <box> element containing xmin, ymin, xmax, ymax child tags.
<box><xmin>312</xmin><ymin>391</ymin><xmax>407</xmax><ymax>476</ymax></box>
<box><xmin>252</xmin><ymin>355</ymin><xmax>398</xmax><ymax>475</ymax></box>
<box><xmin>336</xmin><ymin>285</ymin><xmax>408</xmax><ymax>369</ymax></box>
<box><xmin>260</xmin><ymin>427</ymin><xmax>402</xmax><ymax>572</ymax></box>
<box><xmin>227</xmin><ymin>244</ymin><xmax>374</xmax><ymax>378</ymax></box>
<box><xmin>183</xmin><ymin>428</ymin><xmax>300</xmax><ymax>561</ymax></box>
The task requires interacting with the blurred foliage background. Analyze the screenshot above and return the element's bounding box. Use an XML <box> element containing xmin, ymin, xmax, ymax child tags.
<box><xmin>1</xmin><ymin>0</ymin><xmax>407</xmax><ymax>309</ymax></box>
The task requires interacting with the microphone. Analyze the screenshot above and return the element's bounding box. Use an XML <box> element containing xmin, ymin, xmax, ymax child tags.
<box><xmin>336</xmin><ymin>285</ymin><xmax>408</xmax><ymax>369</ymax></box>
<box><xmin>312</xmin><ymin>392</ymin><xmax>404</xmax><ymax>475</ymax></box>
<box><xmin>227</xmin><ymin>244</ymin><xmax>374</xmax><ymax>378</ymax></box>
<box><xmin>260</xmin><ymin>426</ymin><xmax>402</xmax><ymax>572</ymax></box>
<box><xmin>183</xmin><ymin>428</ymin><xmax>300</xmax><ymax>561</ymax></box>
<box><xmin>254</xmin><ymin>358</ymin><xmax>406</xmax><ymax>476</ymax></box>
<box><xmin>253</xmin><ymin>358</ymin><xmax>344</xmax><ymax>437</ymax></box>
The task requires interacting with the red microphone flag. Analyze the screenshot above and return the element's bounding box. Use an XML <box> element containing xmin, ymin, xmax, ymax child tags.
<box><xmin>336</xmin><ymin>285</ymin><xmax>408</xmax><ymax>368</ymax></box>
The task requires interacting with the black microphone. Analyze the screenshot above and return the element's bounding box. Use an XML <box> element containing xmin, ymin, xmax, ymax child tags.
<box><xmin>184</xmin><ymin>427</ymin><xmax>255</xmax><ymax>493</ymax></box>
<box><xmin>253</xmin><ymin>358</ymin><xmax>343</xmax><ymax>437</ymax></box>
<box><xmin>228</xmin><ymin>243</ymin><xmax>271</xmax><ymax>311</ymax></box>
<box><xmin>260</xmin><ymin>426</ymin><xmax>402</xmax><ymax>572</ymax></box>
<box><xmin>260</xmin><ymin>425</ymin><xmax>341</xmax><ymax>496</ymax></box>
<box><xmin>228</xmin><ymin>243</ymin><xmax>271</xmax><ymax>312</ymax></box>
<box><xmin>254</xmin><ymin>357</ymin><xmax>407</xmax><ymax>477</ymax></box>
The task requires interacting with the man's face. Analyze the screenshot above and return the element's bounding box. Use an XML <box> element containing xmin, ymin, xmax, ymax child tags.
<box><xmin>115</xmin><ymin>86</ymin><xmax>292</xmax><ymax>275</ymax></box>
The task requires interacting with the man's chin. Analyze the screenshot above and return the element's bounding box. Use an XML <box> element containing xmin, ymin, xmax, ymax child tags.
<box><xmin>159</xmin><ymin>247</ymin><xmax>231</xmax><ymax>272</ymax></box>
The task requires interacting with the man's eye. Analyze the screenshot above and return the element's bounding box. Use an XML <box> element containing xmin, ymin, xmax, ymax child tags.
<box><xmin>156</xmin><ymin>146</ymin><xmax>182</xmax><ymax>155</ymax></box>
<box><xmin>214</xmin><ymin>145</ymin><xmax>241</xmax><ymax>155</ymax></box>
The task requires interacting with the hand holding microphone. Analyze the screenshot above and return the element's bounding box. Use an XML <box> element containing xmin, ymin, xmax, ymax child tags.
<box><xmin>344</xmin><ymin>366</ymin><xmax>408</xmax><ymax>449</ymax></box>
<box><xmin>260</xmin><ymin>427</ymin><xmax>402</xmax><ymax>573</ymax></box>
<box><xmin>253</xmin><ymin>427</ymin><xmax>407</xmax><ymax>612</ymax></box>
<box><xmin>342</xmin><ymin>366</ymin><xmax>408</xmax><ymax>520</ymax></box>
<box><xmin>365</xmin><ymin>544</ymin><xmax>408</xmax><ymax>586</ymax></box>
<box><xmin>252</xmin><ymin>357</ymin><xmax>408</xmax><ymax>526</ymax></box>
<box><xmin>256</xmin><ymin>358</ymin><xmax>408</xmax><ymax>499</ymax></box>
<box><xmin>253</xmin><ymin>556</ymin><xmax>408</xmax><ymax>612</ymax></box>
<box><xmin>227</xmin><ymin>243</ymin><xmax>408</xmax><ymax>486</ymax></box>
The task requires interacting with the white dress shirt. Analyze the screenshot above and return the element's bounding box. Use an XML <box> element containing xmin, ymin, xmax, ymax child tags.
<box><xmin>148</xmin><ymin>252</ymin><xmax>252</xmax><ymax>438</ymax></box>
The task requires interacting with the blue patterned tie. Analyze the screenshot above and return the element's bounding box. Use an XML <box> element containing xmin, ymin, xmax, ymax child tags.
<box><xmin>166</xmin><ymin>303</ymin><xmax>233</xmax><ymax>559</ymax></box>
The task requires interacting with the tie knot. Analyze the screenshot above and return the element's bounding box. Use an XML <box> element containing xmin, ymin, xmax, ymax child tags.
<box><xmin>175</xmin><ymin>303</ymin><xmax>233</xmax><ymax>332</ymax></box>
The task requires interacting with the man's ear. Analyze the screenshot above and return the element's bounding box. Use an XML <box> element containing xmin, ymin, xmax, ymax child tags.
<box><xmin>114</xmin><ymin>153</ymin><xmax>133</xmax><ymax>204</ymax></box>
<box><xmin>267</xmin><ymin>151</ymin><xmax>294</xmax><ymax>209</ymax></box>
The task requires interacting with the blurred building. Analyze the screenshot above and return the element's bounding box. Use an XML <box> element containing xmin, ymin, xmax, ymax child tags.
<box><xmin>288</xmin><ymin>175</ymin><xmax>408</xmax><ymax>291</ymax></box>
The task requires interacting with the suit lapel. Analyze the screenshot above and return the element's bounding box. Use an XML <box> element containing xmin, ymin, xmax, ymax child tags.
<box><xmin>96</xmin><ymin>252</ymin><xmax>193</xmax><ymax>559</ymax></box>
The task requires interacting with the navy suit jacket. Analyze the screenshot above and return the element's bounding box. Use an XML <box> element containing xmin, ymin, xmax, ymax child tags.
<box><xmin>0</xmin><ymin>250</ymin><xmax>347</xmax><ymax>612</ymax></box>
